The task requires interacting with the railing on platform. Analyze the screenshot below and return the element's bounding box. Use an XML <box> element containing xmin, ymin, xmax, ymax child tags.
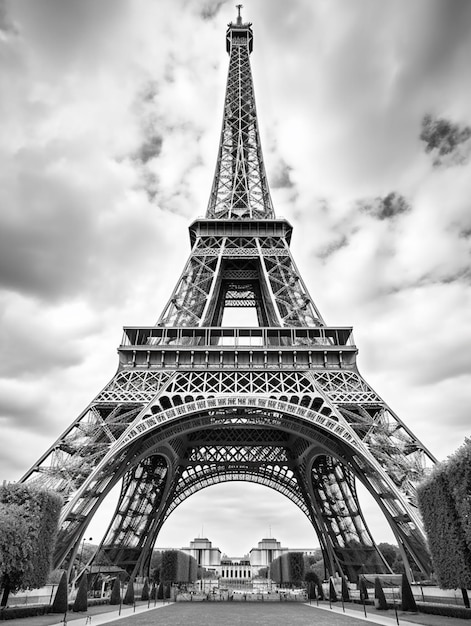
<box><xmin>120</xmin><ymin>326</ymin><xmax>354</xmax><ymax>349</ymax></box>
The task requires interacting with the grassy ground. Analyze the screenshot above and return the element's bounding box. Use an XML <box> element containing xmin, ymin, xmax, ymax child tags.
<box><xmin>102</xmin><ymin>602</ymin><xmax>373</xmax><ymax>626</ymax></box>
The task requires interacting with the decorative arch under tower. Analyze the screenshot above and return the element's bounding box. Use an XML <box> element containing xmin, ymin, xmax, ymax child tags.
<box><xmin>21</xmin><ymin>11</ymin><xmax>436</xmax><ymax>583</ymax></box>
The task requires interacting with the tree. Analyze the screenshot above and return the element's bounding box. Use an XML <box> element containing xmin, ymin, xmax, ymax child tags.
<box><xmin>309</xmin><ymin>556</ymin><xmax>325</xmax><ymax>582</ymax></box>
<box><xmin>377</xmin><ymin>543</ymin><xmax>400</xmax><ymax>570</ymax></box>
<box><xmin>109</xmin><ymin>577</ymin><xmax>121</xmax><ymax>605</ymax></box>
<box><xmin>0</xmin><ymin>484</ymin><xmax>62</xmax><ymax>607</ymax></box>
<box><xmin>157</xmin><ymin>581</ymin><xmax>164</xmax><ymax>599</ymax></box>
<box><xmin>305</xmin><ymin>571</ymin><xmax>319</xmax><ymax>600</ymax></box>
<box><xmin>72</xmin><ymin>574</ymin><xmax>88</xmax><ymax>612</ymax></box>
<box><xmin>51</xmin><ymin>570</ymin><xmax>68</xmax><ymax>613</ymax></box>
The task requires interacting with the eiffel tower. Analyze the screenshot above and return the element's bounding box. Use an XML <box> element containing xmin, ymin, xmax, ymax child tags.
<box><xmin>21</xmin><ymin>8</ymin><xmax>436</xmax><ymax>582</ymax></box>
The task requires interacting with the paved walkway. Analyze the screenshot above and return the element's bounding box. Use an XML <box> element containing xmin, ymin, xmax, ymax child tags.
<box><xmin>2</xmin><ymin>600</ymin><xmax>470</xmax><ymax>626</ymax></box>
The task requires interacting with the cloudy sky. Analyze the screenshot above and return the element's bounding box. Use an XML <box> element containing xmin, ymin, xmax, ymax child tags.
<box><xmin>1</xmin><ymin>0</ymin><xmax>471</xmax><ymax>557</ymax></box>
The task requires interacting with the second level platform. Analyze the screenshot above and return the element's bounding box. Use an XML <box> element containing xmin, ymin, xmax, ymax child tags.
<box><xmin>118</xmin><ymin>326</ymin><xmax>357</xmax><ymax>370</ymax></box>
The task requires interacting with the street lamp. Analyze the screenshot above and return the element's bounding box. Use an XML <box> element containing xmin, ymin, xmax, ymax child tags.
<box><xmin>79</xmin><ymin>537</ymin><xmax>93</xmax><ymax>573</ymax></box>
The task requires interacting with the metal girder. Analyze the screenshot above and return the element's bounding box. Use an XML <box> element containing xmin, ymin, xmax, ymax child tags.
<box><xmin>157</xmin><ymin>235</ymin><xmax>323</xmax><ymax>328</ymax></box>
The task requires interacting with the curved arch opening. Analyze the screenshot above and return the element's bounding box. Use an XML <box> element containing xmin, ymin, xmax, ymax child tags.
<box><xmin>155</xmin><ymin>481</ymin><xmax>320</xmax><ymax>557</ymax></box>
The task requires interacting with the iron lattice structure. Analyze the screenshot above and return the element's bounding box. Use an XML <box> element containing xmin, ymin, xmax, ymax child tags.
<box><xmin>21</xmin><ymin>13</ymin><xmax>436</xmax><ymax>582</ymax></box>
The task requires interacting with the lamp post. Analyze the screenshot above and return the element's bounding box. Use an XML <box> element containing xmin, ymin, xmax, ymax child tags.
<box><xmin>79</xmin><ymin>537</ymin><xmax>93</xmax><ymax>571</ymax></box>
<box><xmin>76</xmin><ymin>536</ymin><xmax>93</xmax><ymax>591</ymax></box>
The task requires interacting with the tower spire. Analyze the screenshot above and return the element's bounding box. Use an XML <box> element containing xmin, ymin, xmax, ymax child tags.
<box><xmin>206</xmin><ymin>9</ymin><xmax>274</xmax><ymax>219</ymax></box>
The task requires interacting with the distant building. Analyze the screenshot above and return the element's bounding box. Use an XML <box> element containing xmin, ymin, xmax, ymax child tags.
<box><xmin>180</xmin><ymin>537</ymin><xmax>221</xmax><ymax>573</ymax></box>
<box><xmin>249</xmin><ymin>537</ymin><xmax>288</xmax><ymax>572</ymax></box>
<box><xmin>179</xmin><ymin>536</ymin><xmax>318</xmax><ymax>579</ymax></box>
<box><xmin>220</xmin><ymin>557</ymin><xmax>252</xmax><ymax>581</ymax></box>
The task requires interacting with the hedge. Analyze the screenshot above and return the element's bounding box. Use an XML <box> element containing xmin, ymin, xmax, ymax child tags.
<box><xmin>415</xmin><ymin>602</ymin><xmax>471</xmax><ymax>619</ymax></box>
<box><xmin>417</xmin><ymin>462</ymin><xmax>471</xmax><ymax>589</ymax></box>
<box><xmin>447</xmin><ymin>440</ymin><xmax>471</xmax><ymax>552</ymax></box>
<box><xmin>270</xmin><ymin>552</ymin><xmax>305</xmax><ymax>585</ymax></box>
<box><xmin>160</xmin><ymin>550</ymin><xmax>197</xmax><ymax>583</ymax></box>
<box><xmin>0</xmin><ymin>605</ymin><xmax>50</xmax><ymax>620</ymax></box>
<box><xmin>0</xmin><ymin>484</ymin><xmax>62</xmax><ymax>605</ymax></box>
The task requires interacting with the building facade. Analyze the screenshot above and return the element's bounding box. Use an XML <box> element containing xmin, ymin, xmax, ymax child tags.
<box><xmin>180</xmin><ymin>536</ymin><xmax>316</xmax><ymax>580</ymax></box>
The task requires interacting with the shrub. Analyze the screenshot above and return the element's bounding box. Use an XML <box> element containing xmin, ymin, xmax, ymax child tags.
<box><xmin>329</xmin><ymin>579</ymin><xmax>337</xmax><ymax>602</ymax></box>
<box><xmin>157</xmin><ymin>582</ymin><xmax>164</xmax><ymax>599</ymax></box>
<box><xmin>401</xmin><ymin>573</ymin><xmax>417</xmax><ymax>612</ymax></box>
<box><xmin>341</xmin><ymin>576</ymin><xmax>350</xmax><ymax>602</ymax></box>
<box><xmin>51</xmin><ymin>570</ymin><xmax>68</xmax><ymax>613</ymax></box>
<box><xmin>72</xmin><ymin>574</ymin><xmax>88</xmax><ymax>612</ymax></box>
<box><xmin>305</xmin><ymin>571</ymin><xmax>319</xmax><ymax>599</ymax></box>
<box><xmin>141</xmin><ymin>578</ymin><xmax>149</xmax><ymax>601</ymax></box>
<box><xmin>359</xmin><ymin>576</ymin><xmax>369</xmax><ymax>601</ymax></box>
<box><xmin>123</xmin><ymin>580</ymin><xmax>135</xmax><ymax>605</ymax></box>
<box><xmin>150</xmin><ymin>583</ymin><xmax>156</xmax><ymax>600</ymax></box>
<box><xmin>109</xmin><ymin>577</ymin><xmax>121</xmax><ymax>605</ymax></box>
<box><xmin>306</xmin><ymin>581</ymin><xmax>316</xmax><ymax>599</ymax></box>
<box><xmin>374</xmin><ymin>577</ymin><xmax>387</xmax><ymax>610</ymax></box>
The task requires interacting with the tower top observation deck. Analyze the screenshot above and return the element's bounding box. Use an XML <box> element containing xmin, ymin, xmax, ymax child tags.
<box><xmin>226</xmin><ymin>5</ymin><xmax>253</xmax><ymax>53</ymax></box>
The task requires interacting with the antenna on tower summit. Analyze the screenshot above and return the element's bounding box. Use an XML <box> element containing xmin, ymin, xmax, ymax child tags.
<box><xmin>236</xmin><ymin>4</ymin><xmax>243</xmax><ymax>25</ymax></box>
